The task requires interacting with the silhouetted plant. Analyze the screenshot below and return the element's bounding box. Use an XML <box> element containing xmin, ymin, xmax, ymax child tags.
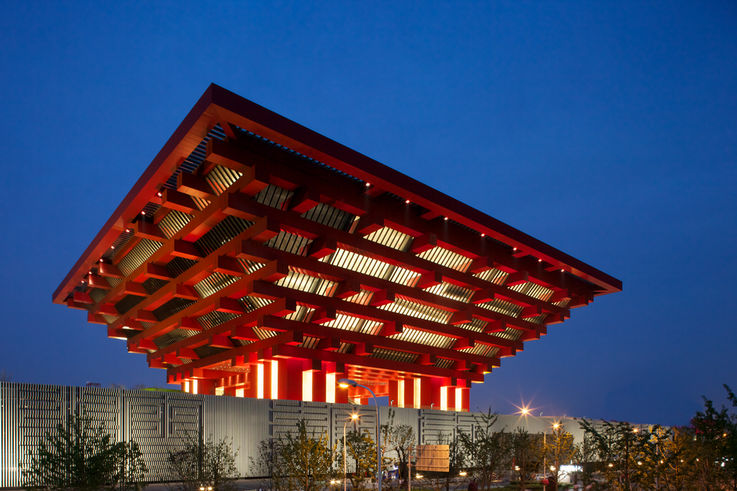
<box><xmin>22</xmin><ymin>412</ymin><xmax>146</xmax><ymax>489</ymax></box>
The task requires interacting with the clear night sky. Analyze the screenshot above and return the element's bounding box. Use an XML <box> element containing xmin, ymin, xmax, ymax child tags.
<box><xmin>1</xmin><ymin>2</ymin><xmax>735</xmax><ymax>426</ymax></box>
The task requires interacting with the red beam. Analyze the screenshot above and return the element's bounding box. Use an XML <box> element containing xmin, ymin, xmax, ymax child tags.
<box><xmin>251</xmin><ymin>281</ymin><xmax>522</xmax><ymax>355</ymax></box>
<box><xmin>127</xmin><ymin>260</ymin><xmax>286</xmax><ymax>345</ymax></box>
<box><xmin>261</xmin><ymin>316</ymin><xmax>499</xmax><ymax>368</ymax></box>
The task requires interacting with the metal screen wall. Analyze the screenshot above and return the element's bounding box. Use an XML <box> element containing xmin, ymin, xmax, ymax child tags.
<box><xmin>0</xmin><ymin>382</ymin><xmax>586</xmax><ymax>487</ymax></box>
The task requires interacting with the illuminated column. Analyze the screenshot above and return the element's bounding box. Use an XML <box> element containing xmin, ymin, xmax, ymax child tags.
<box><xmin>256</xmin><ymin>363</ymin><xmax>265</xmax><ymax>399</ymax></box>
<box><xmin>302</xmin><ymin>370</ymin><xmax>313</xmax><ymax>401</ymax></box>
<box><xmin>456</xmin><ymin>387</ymin><xmax>469</xmax><ymax>412</ymax></box>
<box><xmin>267</xmin><ymin>359</ymin><xmax>279</xmax><ymax>400</ymax></box>
<box><xmin>413</xmin><ymin>378</ymin><xmax>422</xmax><ymax>409</ymax></box>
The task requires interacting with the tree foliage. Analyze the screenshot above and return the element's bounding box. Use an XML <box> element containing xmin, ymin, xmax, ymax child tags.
<box><xmin>22</xmin><ymin>412</ymin><xmax>146</xmax><ymax>489</ymax></box>
<box><xmin>539</xmin><ymin>423</ymin><xmax>576</xmax><ymax>490</ymax></box>
<box><xmin>381</xmin><ymin>408</ymin><xmax>416</xmax><ymax>483</ymax></box>
<box><xmin>510</xmin><ymin>427</ymin><xmax>539</xmax><ymax>490</ymax></box>
<box><xmin>276</xmin><ymin>419</ymin><xmax>335</xmax><ymax>491</ymax></box>
<box><xmin>578</xmin><ymin>387</ymin><xmax>737</xmax><ymax>490</ymax></box>
<box><xmin>344</xmin><ymin>428</ymin><xmax>378</xmax><ymax>491</ymax></box>
<box><xmin>458</xmin><ymin>408</ymin><xmax>508</xmax><ymax>490</ymax></box>
<box><xmin>168</xmin><ymin>433</ymin><xmax>238</xmax><ymax>491</ymax></box>
<box><xmin>690</xmin><ymin>384</ymin><xmax>737</xmax><ymax>489</ymax></box>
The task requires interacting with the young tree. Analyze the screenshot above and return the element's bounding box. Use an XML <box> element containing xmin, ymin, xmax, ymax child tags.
<box><xmin>691</xmin><ymin>384</ymin><xmax>737</xmax><ymax>489</ymax></box>
<box><xmin>277</xmin><ymin>419</ymin><xmax>335</xmax><ymax>491</ymax></box>
<box><xmin>579</xmin><ymin>419</ymin><xmax>643</xmax><ymax>491</ymax></box>
<box><xmin>437</xmin><ymin>430</ymin><xmax>467</xmax><ymax>491</ymax></box>
<box><xmin>22</xmin><ymin>412</ymin><xmax>147</xmax><ymax>489</ymax></box>
<box><xmin>458</xmin><ymin>408</ymin><xmax>508</xmax><ymax>490</ymax></box>
<box><xmin>381</xmin><ymin>408</ymin><xmax>416</xmax><ymax>485</ymax></box>
<box><xmin>573</xmin><ymin>432</ymin><xmax>599</xmax><ymax>488</ymax></box>
<box><xmin>540</xmin><ymin>423</ymin><xmax>577</xmax><ymax>491</ymax></box>
<box><xmin>168</xmin><ymin>433</ymin><xmax>238</xmax><ymax>491</ymax></box>
<box><xmin>510</xmin><ymin>428</ymin><xmax>538</xmax><ymax>490</ymax></box>
<box><xmin>344</xmin><ymin>428</ymin><xmax>378</xmax><ymax>491</ymax></box>
<box><xmin>249</xmin><ymin>437</ymin><xmax>280</xmax><ymax>489</ymax></box>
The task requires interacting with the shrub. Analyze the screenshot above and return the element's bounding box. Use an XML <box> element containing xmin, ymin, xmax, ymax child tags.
<box><xmin>22</xmin><ymin>412</ymin><xmax>146</xmax><ymax>489</ymax></box>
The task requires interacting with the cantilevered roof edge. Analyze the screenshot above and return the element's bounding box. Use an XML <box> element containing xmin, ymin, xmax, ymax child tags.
<box><xmin>54</xmin><ymin>83</ymin><xmax>621</xmax><ymax>304</ymax></box>
<box><xmin>52</xmin><ymin>86</ymin><xmax>216</xmax><ymax>303</ymax></box>
<box><xmin>206</xmin><ymin>84</ymin><xmax>621</xmax><ymax>293</ymax></box>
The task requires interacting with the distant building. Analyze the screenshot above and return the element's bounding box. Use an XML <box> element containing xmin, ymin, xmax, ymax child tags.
<box><xmin>53</xmin><ymin>84</ymin><xmax>620</xmax><ymax>412</ymax></box>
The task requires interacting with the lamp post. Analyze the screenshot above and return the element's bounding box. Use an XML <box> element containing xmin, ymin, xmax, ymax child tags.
<box><xmin>344</xmin><ymin>412</ymin><xmax>359</xmax><ymax>491</ymax></box>
<box><xmin>339</xmin><ymin>378</ymin><xmax>382</xmax><ymax>491</ymax></box>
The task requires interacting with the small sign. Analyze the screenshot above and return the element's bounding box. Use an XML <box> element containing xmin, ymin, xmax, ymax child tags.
<box><xmin>415</xmin><ymin>444</ymin><xmax>449</xmax><ymax>472</ymax></box>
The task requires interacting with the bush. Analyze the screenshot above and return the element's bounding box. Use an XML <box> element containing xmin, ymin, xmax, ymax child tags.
<box><xmin>168</xmin><ymin>434</ymin><xmax>238</xmax><ymax>491</ymax></box>
<box><xmin>22</xmin><ymin>412</ymin><xmax>146</xmax><ymax>489</ymax></box>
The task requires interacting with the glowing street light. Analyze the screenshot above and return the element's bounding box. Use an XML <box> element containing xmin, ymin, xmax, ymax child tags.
<box><xmin>339</xmin><ymin>378</ymin><xmax>382</xmax><ymax>491</ymax></box>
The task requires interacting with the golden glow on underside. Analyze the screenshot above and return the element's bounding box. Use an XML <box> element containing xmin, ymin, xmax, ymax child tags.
<box><xmin>398</xmin><ymin>379</ymin><xmax>405</xmax><ymax>408</ymax></box>
<box><xmin>271</xmin><ymin>360</ymin><xmax>279</xmax><ymax>399</ymax></box>
<box><xmin>235</xmin><ymin>387</ymin><xmax>244</xmax><ymax>398</ymax></box>
<box><xmin>326</xmin><ymin>372</ymin><xmax>336</xmax><ymax>403</ymax></box>
<box><xmin>302</xmin><ymin>370</ymin><xmax>312</xmax><ymax>402</ymax></box>
<box><xmin>257</xmin><ymin>363</ymin><xmax>264</xmax><ymax>399</ymax></box>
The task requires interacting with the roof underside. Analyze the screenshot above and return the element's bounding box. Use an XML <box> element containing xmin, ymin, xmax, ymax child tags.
<box><xmin>54</xmin><ymin>84</ymin><xmax>620</xmax><ymax>389</ymax></box>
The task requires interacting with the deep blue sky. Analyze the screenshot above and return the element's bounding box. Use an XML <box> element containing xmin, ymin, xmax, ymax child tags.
<box><xmin>1</xmin><ymin>1</ymin><xmax>735</xmax><ymax>426</ymax></box>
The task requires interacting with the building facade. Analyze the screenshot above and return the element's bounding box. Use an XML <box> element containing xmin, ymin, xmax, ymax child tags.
<box><xmin>53</xmin><ymin>84</ymin><xmax>620</xmax><ymax>412</ymax></box>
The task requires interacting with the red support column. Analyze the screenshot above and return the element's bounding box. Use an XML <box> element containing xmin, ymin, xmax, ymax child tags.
<box><xmin>444</xmin><ymin>385</ymin><xmax>456</xmax><ymax>412</ymax></box>
<box><xmin>312</xmin><ymin>369</ymin><xmax>326</xmax><ymax>403</ymax></box>
<box><xmin>388</xmin><ymin>380</ymin><xmax>399</xmax><ymax>407</ymax></box>
<box><xmin>195</xmin><ymin>379</ymin><xmax>216</xmax><ymax>395</ymax></box>
<box><xmin>279</xmin><ymin>358</ymin><xmax>306</xmax><ymax>401</ymax></box>
<box><xmin>404</xmin><ymin>378</ymin><xmax>415</xmax><ymax>409</ymax></box>
<box><xmin>420</xmin><ymin>377</ymin><xmax>442</xmax><ymax>409</ymax></box>
<box><xmin>245</xmin><ymin>364</ymin><xmax>258</xmax><ymax>398</ymax></box>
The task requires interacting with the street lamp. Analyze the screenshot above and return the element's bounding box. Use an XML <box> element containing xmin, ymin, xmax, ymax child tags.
<box><xmin>339</xmin><ymin>378</ymin><xmax>382</xmax><ymax>491</ymax></box>
<box><xmin>343</xmin><ymin>412</ymin><xmax>359</xmax><ymax>491</ymax></box>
